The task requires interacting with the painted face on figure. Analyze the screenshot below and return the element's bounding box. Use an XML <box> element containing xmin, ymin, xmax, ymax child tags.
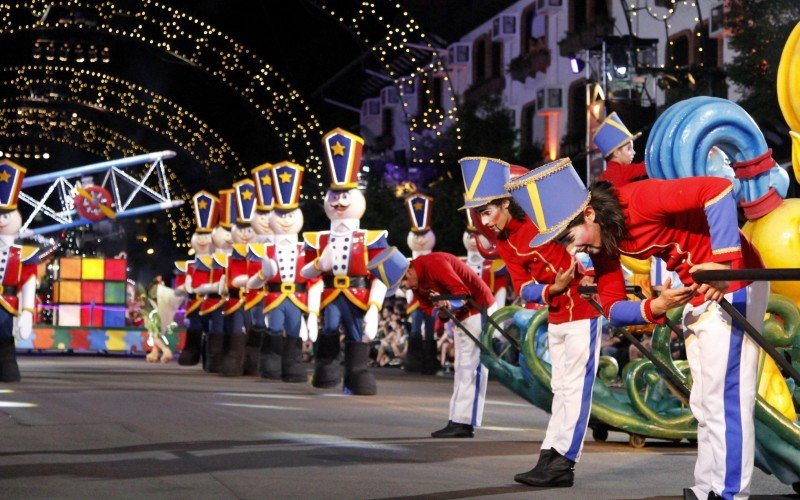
<box><xmin>211</xmin><ymin>225</ymin><xmax>232</xmax><ymax>250</ymax></box>
<box><xmin>269</xmin><ymin>208</ymin><xmax>304</xmax><ymax>235</ymax></box>
<box><xmin>462</xmin><ymin>231</ymin><xmax>478</xmax><ymax>252</ymax></box>
<box><xmin>561</xmin><ymin>207</ymin><xmax>603</xmax><ymax>255</ymax></box>
<box><xmin>407</xmin><ymin>230</ymin><xmax>435</xmax><ymax>253</ymax></box>
<box><xmin>251</xmin><ymin>210</ymin><xmax>274</xmax><ymax>236</ymax></box>
<box><xmin>324</xmin><ymin>188</ymin><xmax>366</xmax><ymax>220</ymax></box>
<box><xmin>232</xmin><ymin>224</ymin><xmax>255</xmax><ymax>244</ymax></box>
<box><xmin>190</xmin><ymin>232</ymin><xmax>213</xmax><ymax>255</ymax></box>
<box><xmin>478</xmin><ymin>199</ymin><xmax>511</xmax><ymax>232</ymax></box>
<box><xmin>611</xmin><ymin>141</ymin><xmax>635</xmax><ymax>165</ymax></box>
<box><xmin>0</xmin><ymin>210</ymin><xmax>21</xmax><ymax>236</ymax></box>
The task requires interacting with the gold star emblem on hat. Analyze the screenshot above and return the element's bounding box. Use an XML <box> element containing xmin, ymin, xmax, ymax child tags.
<box><xmin>260</xmin><ymin>175</ymin><xmax>271</xmax><ymax>185</ymax></box>
<box><xmin>242</xmin><ymin>189</ymin><xmax>253</xmax><ymax>200</ymax></box>
<box><xmin>331</xmin><ymin>141</ymin><xmax>346</xmax><ymax>156</ymax></box>
<box><xmin>0</xmin><ymin>170</ymin><xmax>10</xmax><ymax>183</ymax></box>
<box><xmin>413</xmin><ymin>201</ymin><xmax>424</xmax><ymax>211</ymax></box>
<box><xmin>279</xmin><ymin>171</ymin><xmax>293</xmax><ymax>183</ymax></box>
<box><xmin>198</xmin><ymin>199</ymin><xmax>208</xmax><ymax>209</ymax></box>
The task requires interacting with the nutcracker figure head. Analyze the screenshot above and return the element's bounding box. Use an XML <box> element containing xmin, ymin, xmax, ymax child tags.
<box><xmin>322</xmin><ymin>128</ymin><xmax>367</xmax><ymax>221</ymax></box>
<box><xmin>269</xmin><ymin>161</ymin><xmax>305</xmax><ymax>236</ymax></box>
<box><xmin>190</xmin><ymin>190</ymin><xmax>217</xmax><ymax>255</ymax></box>
<box><xmin>0</xmin><ymin>160</ymin><xmax>25</xmax><ymax>237</ymax></box>
<box><xmin>231</xmin><ymin>179</ymin><xmax>257</xmax><ymax>244</ymax></box>
<box><xmin>212</xmin><ymin>188</ymin><xmax>235</xmax><ymax>251</ymax></box>
<box><xmin>251</xmin><ymin>163</ymin><xmax>274</xmax><ymax>237</ymax></box>
<box><xmin>405</xmin><ymin>193</ymin><xmax>435</xmax><ymax>255</ymax></box>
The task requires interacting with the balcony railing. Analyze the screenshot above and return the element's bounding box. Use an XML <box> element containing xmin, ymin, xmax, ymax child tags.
<box><xmin>557</xmin><ymin>17</ymin><xmax>615</xmax><ymax>58</ymax></box>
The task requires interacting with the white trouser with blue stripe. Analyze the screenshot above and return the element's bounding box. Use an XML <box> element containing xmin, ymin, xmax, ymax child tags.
<box><xmin>450</xmin><ymin>303</ymin><xmax>498</xmax><ymax>426</ymax></box>
<box><xmin>541</xmin><ymin>317</ymin><xmax>601</xmax><ymax>462</ymax></box>
<box><xmin>684</xmin><ymin>281</ymin><xmax>768</xmax><ymax>500</ymax></box>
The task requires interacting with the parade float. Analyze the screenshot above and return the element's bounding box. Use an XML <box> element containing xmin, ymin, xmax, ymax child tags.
<box><xmin>478</xmin><ymin>85</ymin><xmax>800</xmax><ymax>491</ymax></box>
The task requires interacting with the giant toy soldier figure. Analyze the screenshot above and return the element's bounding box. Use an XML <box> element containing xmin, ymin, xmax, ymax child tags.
<box><xmin>301</xmin><ymin>128</ymin><xmax>388</xmax><ymax>395</ymax></box>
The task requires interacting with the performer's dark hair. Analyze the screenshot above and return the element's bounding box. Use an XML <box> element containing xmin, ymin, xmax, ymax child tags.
<box><xmin>479</xmin><ymin>197</ymin><xmax>527</xmax><ymax>221</ymax></box>
<box><xmin>563</xmin><ymin>181</ymin><xmax>628</xmax><ymax>255</ymax></box>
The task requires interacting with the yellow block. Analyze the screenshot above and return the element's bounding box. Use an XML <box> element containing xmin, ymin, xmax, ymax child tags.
<box><xmin>105</xmin><ymin>330</ymin><xmax>129</xmax><ymax>351</ymax></box>
<box><xmin>82</xmin><ymin>258</ymin><xmax>105</xmax><ymax>280</ymax></box>
<box><xmin>59</xmin><ymin>257</ymin><xmax>82</xmax><ymax>280</ymax></box>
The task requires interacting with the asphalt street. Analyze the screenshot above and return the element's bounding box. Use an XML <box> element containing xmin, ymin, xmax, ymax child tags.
<box><xmin>0</xmin><ymin>355</ymin><xmax>796</xmax><ymax>499</ymax></box>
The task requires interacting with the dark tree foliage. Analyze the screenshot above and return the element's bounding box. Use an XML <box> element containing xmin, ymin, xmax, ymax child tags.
<box><xmin>726</xmin><ymin>0</ymin><xmax>800</xmax><ymax>123</ymax></box>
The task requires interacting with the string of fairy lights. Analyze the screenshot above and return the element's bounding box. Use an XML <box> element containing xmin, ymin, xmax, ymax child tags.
<box><xmin>0</xmin><ymin>105</ymin><xmax>195</xmax><ymax>245</ymax></box>
<box><xmin>0</xmin><ymin>65</ymin><xmax>245</xmax><ymax>179</ymax></box>
<box><xmin>315</xmin><ymin>1</ymin><xmax>461</xmax><ymax>167</ymax></box>
<box><xmin>0</xmin><ymin>0</ymin><xmax>329</xmax><ymax>199</ymax></box>
<box><xmin>633</xmin><ymin>0</ymin><xmax>706</xmax><ymax>71</ymax></box>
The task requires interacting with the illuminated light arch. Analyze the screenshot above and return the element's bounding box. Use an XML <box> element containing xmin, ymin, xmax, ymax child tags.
<box><xmin>0</xmin><ymin>64</ymin><xmax>245</xmax><ymax>180</ymax></box>
<box><xmin>0</xmin><ymin>1</ymin><xmax>328</xmax><ymax>198</ymax></box>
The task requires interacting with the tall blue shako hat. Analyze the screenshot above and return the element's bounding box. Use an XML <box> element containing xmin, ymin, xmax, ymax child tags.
<box><xmin>251</xmin><ymin>162</ymin><xmax>274</xmax><ymax>212</ymax></box>
<box><xmin>233</xmin><ymin>179</ymin><xmax>257</xmax><ymax>225</ymax></box>
<box><xmin>368</xmin><ymin>246</ymin><xmax>409</xmax><ymax>295</ymax></box>
<box><xmin>271</xmin><ymin>161</ymin><xmax>304</xmax><ymax>210</ymax></box>
<box><xmin>505</xmin><ymin>157</ymin><xmax>590</xmax><ymax>248</ymax></box>
<box><xmin>218</xmin><ymin>188</ymin><xmax>237</xmax><ymax>230</ymax></box>
<box><xmin>322</xmin><ymin>128</ymin><xmax>364</xmax><ymax>191</ymax></box>
<box><xmin>405</xmin><ymin>193</ymin><xmax>433</xmax><ymax>233</ymax></box>
<box><xmin>592</xmin><ymin>112</ymin><xmax>641</xmax><ymax>158</ymax></box>
<box><xmin>459</xmin><ymin>156</ymin><xmax>511</xmax><ymax>210</ymax></box>
<box><xmin>0</xmin><ymin>160</ymin><xmax>25</xmax><ymax>213</ymax></box>
<box><xmin>191</xmin><ymin>190</ymin><xmax>219</xmax><ymax>234</ymax></box>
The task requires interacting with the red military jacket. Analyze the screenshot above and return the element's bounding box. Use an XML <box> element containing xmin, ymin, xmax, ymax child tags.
<box><xmin>174</xmin><ymin>260</ymin><xmax>201</xmax><ymax>316</ymax></box>
<box><xmin>0</xmin><ymin>245</ymin><xmax>38</xmax><ymax>315</ymax></box>
<box><xmin>598</xmin><ymin>160</ymin><xmax>648</xmax><ymax>188</ymax></box>
<box><xmin>496</xmin><ymin>217</ymin><xmax>598</xmax><ymax>324</ymax></box>
<box><xmin>303</xmin><ymin>229</ymin><xmax>388</xmax><ymax>310</ymax></box>
<box><xmin>224</xmin><ymin>244</ymin><xmax>265</xmax><ymax>315</ymax></box>
<box><xmin>411</xmin><ymin>252</ymin><xmax>494</xmax><ymax>319</ymax></box>
<box><xmin>593</xmin><ymin>177</ymin><xmax>763</xmax><ymax>324</ymax></box>
<box><xmin>194</xmin><ymin>253</ymin><xmax>226</xmax><ymax>316</ymax></box>
<box><xmin>263</xmin><ymin>238</ymin><xmax>310</xmax><ymax>313</ymax></box>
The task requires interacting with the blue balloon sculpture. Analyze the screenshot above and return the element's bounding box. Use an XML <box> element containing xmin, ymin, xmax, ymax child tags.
<box><xmin>645</xmin><ymin>97</ymin><xmax>789</xmax><ymax>205</ymax></box>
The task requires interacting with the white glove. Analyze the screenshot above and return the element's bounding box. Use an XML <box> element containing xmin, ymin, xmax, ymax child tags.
<box><xmin>363</xmin><ymin>305</ymin><xmax>379</xmax><ymax>340</ymax></box>
<box><xmin>306</xmin><ymin>313</ymin><xmax>318</xmax><ymax>342</ymax></box>
<box><xmin>14</xmin><ymin>310</ymin><xmax>33</xmax><ymax>341</ymax></box>
<box><xmin>316</xmin><ymin>246</ymin><xmax>334</xmax><ymax>273</ymax></box>
<box><xmin>299</xmin><ymin>315</ymin><xmax>308</xmax><ymax>342</ymax></box>
<box><xmin>231</xmin><ymin>275</ymin><xmax>248</xmax><ymax>289</ymax></box>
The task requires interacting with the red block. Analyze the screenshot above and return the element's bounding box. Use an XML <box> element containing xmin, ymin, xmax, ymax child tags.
<box><xmin>104</xmin><ymin>259</ymin><xmax>127</xmax><ymax>280</ymax></box>
<box><xmin>81</xmin><ymin>281</ymin><xmax>105</xmax><ymax>304</ymax></box>
<box><xmin>71</xmin><ymin>329</ymin><xmax>90</xmax><ymax>350</ymax></box>
<box><xmin>80</xmin><ymin>306</ymin><xmax>103</xmax><ymax>327</ymax></box>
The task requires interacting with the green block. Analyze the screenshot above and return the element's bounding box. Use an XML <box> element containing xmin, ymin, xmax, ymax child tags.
<box><xmin>104</xmin><ymin>281</ymin><xmax>127</xmax><ymax>304</ymax></box>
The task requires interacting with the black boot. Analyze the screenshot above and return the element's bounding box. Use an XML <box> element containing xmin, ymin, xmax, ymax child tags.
<box><xmin>221</xmin><ymin>334</ymin><xmax>247</xmax><ymax>377</ymax></box>
<box><xmin>403</xmin><ymin>337</ymin><xmax>423</xmax><ymax>373</ymax></box>
<box><xmin>242</xmin><ymin>325</ymin><xmax>263</xmax><ymax>376</ymax></box>
<box><xmin>421</xmin><ymin>336</ymin><xmax>441</xmax><ymax>375</ymax></box>
<box><xmin>431</xmin><ymin>420</ymin><xmax>474</xmax><ymax>438</ymax></box>
<box><xmin>683</xmin><ymin>489</ymin><xmax>698</xmax><ymax>500</ymax></box>
<box><xmin>343</xmin><ymin>341</ymin><xmax>376</xmax><ymax>395</ymax></box>
<box><xmin>282</xmin><ymin>337</ymin><xmax>307</xmax><ymax>383</ymax></box>
<box><xmin>514</xmin><ymin>447</ymin><xmax>575</xmax><ymax>487</ymax></box>
<box><xmin>0</xmin><ymin>337</ymin><xmax>20</xmax><ymax>383</ymax></box>
<box><xmin>259</xmin><ymin>333</ymin><xmax>283</xmax><ymax>380</ymax></box>
<box><xmin>312</xmin><ymin>334</ymin><xmax>341</xmax><ymax>388</ymax></box>
<box><xmin>205</xmin><ymin>334</ymin><xmax>225</xmax><ymax>373</ymax></box>
<box><xmin>178</xmin><ymin>326</ymin><xmax>203</xmax><ymax>366</ymax></box>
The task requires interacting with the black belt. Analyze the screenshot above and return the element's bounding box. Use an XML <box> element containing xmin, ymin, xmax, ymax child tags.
<box><xmin>0</xmin><ymin>285</ymin><xmax>17</xmax><ymax>295</ymax></box>
<box><xmin>204</xmin><ymin>293</ymin><xmax>223</xmax><ymax>299</ymax></box>
<box><xmin>267</xmin><ymin>282</ymin><xmax>307</xmax><ymax>293</ymax></box>
<box><xmin>322</xmin><ymin>276</ymin><xmax>369</xmax><ymax>289</ymax></box>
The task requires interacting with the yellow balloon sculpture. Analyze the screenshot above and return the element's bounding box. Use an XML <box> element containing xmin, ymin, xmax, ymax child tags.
<box><xmin>777</xmin><ymin>20</ymin><xmax>800</xmax><ymax>182</ymax></box>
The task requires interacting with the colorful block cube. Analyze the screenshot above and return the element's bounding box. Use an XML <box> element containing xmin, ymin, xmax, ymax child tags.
<box><xmin>104</xmin><ymin>281</ymin><xmax>126</xmax><ymax>304</ymax></box>
<box><xmin>54</xmin><ymin>280</ymin><xmax>82</xmax><ymax>304</ymax></box>
<box><xmin>59</xmin><ymin>258</ymin><xmax>82</xmax><ymax>280</ymax></box>
<box><xmin>82</xmin><ymin>258</ymin><xmax>105</xmax><ymax>280</ymax></box>
<box><xmin>80</xmin><ymin>305</ymin><xmax>104</xmax><ymax>327</ymax></box>
<box><xmin>81</xmin><ymin>281</ymin><xmax>104</xmax><ymax>304</ymax></box>
<box><xmin>56</xmin><ymin>304</ymin><xmax>81</xmax><ymax>326</ymax></box>
<box><xmin>104</xmin><ymin>259</ymin><xmax>127</xmax><ymax>280</ymax></box>
<box><xmin>103</xmin><ymin>308</ymin><xmax>126</xmax><ymax>327</ymax></box>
